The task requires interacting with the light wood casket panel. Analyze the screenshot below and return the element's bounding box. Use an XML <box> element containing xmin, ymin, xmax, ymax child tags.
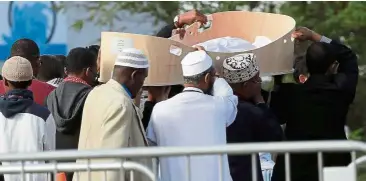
<box><xmin>171</xmin><ymin>11</ymin><xmax>296</xmax><ymax>76</ymax></box>
<box><xmin>100</xmin><ymin>32</ymin><xmax>196</xmax><ymax>86</ymax></box>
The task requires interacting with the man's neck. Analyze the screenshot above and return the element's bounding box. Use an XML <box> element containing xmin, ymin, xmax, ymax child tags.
<box><xmin>112</xmin><ymin>76</ymin><xmax>127</xmax><ymax>85</ymax></box>
<box><xmin>183</xmin><ymin>84</ymin><xmax>203</xmax><ymax>91</ymax></box>
<box><xmin>233</xmin><ymin>91</ymin><xmax>250</xmax><ymax>102</ymax></box>
<box><xmin>67</xmin><ymin>73</ymin><xmax>83</xmax><ymax>78</ymax></box>
<box><xmin>5</xmin><ymin>87</ymin><xmax>28</xmax><ymax>94</ymax></box>
<box><xmin>112</xmin><ymin>77</ymin><xmax>132</xmax><ymax>94</ymax></box>
<box><xmin>67</xmin><ymin>74</ymin><xmax>88</xmax><ymax>83</ymax></box>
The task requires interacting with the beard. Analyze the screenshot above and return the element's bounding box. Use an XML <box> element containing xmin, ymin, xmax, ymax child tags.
<box><xmin>204</xmin><ymin>82</ymin><xmax>214</xmax><ymax>95</ymax></box>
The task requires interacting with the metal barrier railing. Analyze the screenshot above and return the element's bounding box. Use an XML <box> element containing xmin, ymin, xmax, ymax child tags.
<box><xmin>0</xmin><ymin>140</ymin><xmax>365</xmax><ymax>181</ymax></box>
<box><xmin>0</xmin><ymin>161</ymin><xmax>155</xmax><ymax>181</ymax></box>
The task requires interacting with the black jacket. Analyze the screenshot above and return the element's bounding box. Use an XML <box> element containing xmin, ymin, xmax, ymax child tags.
<box><xmin>227</xmin><ymin>101</ymin><xmax>283</xmax><ymax>181</ymax></box>
<box><xmin>0</xmin><ymin>89</ymin><xmax>35</xmax><ymax>118</ymax></box>
<box><xmin>45</xmin><ymin>82</ymin><xmax>92</xmax><ymax>181</ymax></box>
<box><xmin>271</xmin><ymin>39</ymin><xmax>358</xmax><ymax>181</ymax></box>
<box><xmin>46</xmin><ymin>82</ymin><xmax>92</xmax><ymax>150</ymax></box>
<box><xmin>142</xmin><ymin>101</ymin><xmax>156</xmax><ymax>130</ymax></box>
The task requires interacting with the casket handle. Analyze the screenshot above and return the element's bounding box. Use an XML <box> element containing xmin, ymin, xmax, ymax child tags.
<box><xmin>169</xmin><ymin>44</ymin><xmax>183</xmax><ymax>56</ymax></box>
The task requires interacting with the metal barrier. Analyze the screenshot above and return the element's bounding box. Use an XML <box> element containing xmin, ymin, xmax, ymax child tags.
<box><xmin>0</xmin><ymin>161</ymin><xmax>155</xmax><ymax>181</ymax></box>
<box><xmin>0</xmin><ymin>140</ymin><xmax>365</xmax><ymax>181</ymax></box>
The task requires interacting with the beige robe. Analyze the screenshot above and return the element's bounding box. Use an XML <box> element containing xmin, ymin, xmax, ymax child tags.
<box><xmin>74</xmin><ymin>79</ymin><xmax>152</xmax><ymax>181</ymax></box>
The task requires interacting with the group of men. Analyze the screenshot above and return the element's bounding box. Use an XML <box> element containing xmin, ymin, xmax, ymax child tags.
<box><xmin>0</xmin><ymin>9</ymin><xmax>358</xmax><ymax>181</ymax></box>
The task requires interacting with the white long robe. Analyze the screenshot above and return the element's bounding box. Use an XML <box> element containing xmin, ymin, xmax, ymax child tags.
<box><xmin>147</xmin><ymin>78</ymin><xmax>238</xmax><ymax>181</ymax></box>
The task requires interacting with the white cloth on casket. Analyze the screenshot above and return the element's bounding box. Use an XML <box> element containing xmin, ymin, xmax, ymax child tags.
<box><xmin>195</xmin><ymin>36</ymin><xmax>272</xmax><ymax>53</ymax></box>
<box><xmin>146</xmin><ymin>78</ymin><xmax>238</xmax><ymax>181</ymax></box>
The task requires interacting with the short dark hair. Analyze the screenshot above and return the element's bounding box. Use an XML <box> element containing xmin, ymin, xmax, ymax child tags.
<box><xmin>6</xmin><ymin>80</ymin><xmax>32</xmax><ymax>89</ymax></box>
<box><xmin>183</xmin><ymin>67</ymin><xmax>212</xmax><ymax>85</ymax></box>
<box><xmin>86</xmin><ymin>45</ymin><xmax>100</xmax><ymax>56</ymax></box>
<box><xmin>66</xmin><ymin>47</ymin><xmax>97</xmax><ymax>74</ymax></box>
<box><xmin>10</xmin><ymin>39</ymin><xmax>40</xmax><ymax>62</ymax></box>
<box><xmin>54</xmin><ymin>55</ymin><xmax>66</xmax><ymax>67</ymax></box>
<box><xmin>306</xmin><ymin>42</ymin><xmax>337</xmax><ymax>74</ymax></box>
<box><xmin>37</xmin><ymin>55</ymin><xmax>65</xmax><ymax>81</ymax></box>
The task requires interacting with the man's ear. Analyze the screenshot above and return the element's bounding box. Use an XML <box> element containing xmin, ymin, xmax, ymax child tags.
<box><xmin>26</xmin><ymin>80</ymin><xmax>32</xmax><ymax>87</ymax></box>
<box><xmin>299</xmin><ymin>74</ymin><xmax>308</xmax><ymax>84</ymax></box>
<box><xmin>35</xmin><ymin>56</ymin><xmax>41</xmax><ymax>68</ymax></box>
<box><xmin>85</xmin><ymin>67</ymin><xmax>91</xmax><ymax>77</ymax></box>
<box><xmin>242</xmin><ymin>82</ymin><xmax>249</xmax><ymax>88</ymax></box>
<box><xmin>204</xmin><ymin>73</ymin><xmax>211</xmax><ymax>83</ymax></box>
<box><xmin>4</xmin><ymin>79</ymin><xmax>8</xmax><ymax>87</ymax></box>
<box><xmin>327</xmin><ymin>61</ymin><xmax>339</xmax><ymax>75</ymax></box>
<box><xmin>131</xmin><ymin>70</ymin><xmax>138</xmax><ymax>82</ymax></box>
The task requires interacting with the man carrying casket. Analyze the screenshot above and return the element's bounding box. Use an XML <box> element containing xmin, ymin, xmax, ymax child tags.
<box><xmin>222</xmin><ymin>53</ymin><xmax>283</xmax><ymax>181</ymax></box>
<box><xmin>271</xmin><ymin>27</ymin><xmax>358</xmax><ymax>181</ymax></box>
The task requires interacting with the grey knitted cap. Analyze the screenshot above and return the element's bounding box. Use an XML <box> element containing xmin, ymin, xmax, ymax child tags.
<box><xmin>2</xmin><ymin>56</ymin><xmax>33</xmax><ymax>82</ymax></box>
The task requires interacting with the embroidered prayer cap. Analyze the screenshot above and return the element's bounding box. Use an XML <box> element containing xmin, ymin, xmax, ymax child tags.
<box><xmin>115</xmin><ymin>48</ymin><xmax>149</xmax><ymax>69</ymax></box>
<box><xmin>181</xmin><ymin>50</ymin><xmax>213</xmax><ymax>76</ymax></box>
<box><xmin>222</xmin><ymin>53</ymin><xmax>259</xmax><ymax>83</ymax></box>
<box><xmin>2</xmin><ymin>56</ymin><xmax>33</xmax><ymax>82</ymax></box>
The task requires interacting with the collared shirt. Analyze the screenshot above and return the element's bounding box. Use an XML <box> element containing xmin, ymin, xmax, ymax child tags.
<box><xmin>146</xmin><ymin>78</ymin><xmax>238</xmax><ymax>181</ymax></box>
<box><xmin>47</xmin><ymin>78</ymin><xmax>63</xmax><ymax>87</ymax></box>
<box><xmin>182</xmin><ymin>87</ymin><xmax>204</xmax><ymax>93</ymax></box>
